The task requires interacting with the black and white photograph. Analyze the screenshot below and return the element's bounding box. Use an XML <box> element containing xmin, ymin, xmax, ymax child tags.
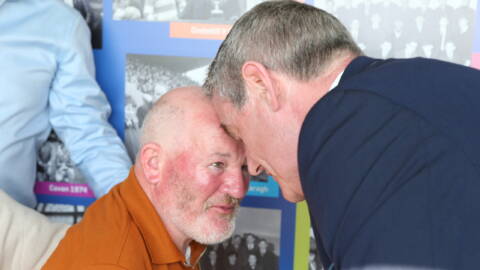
<box><xmin>200</xmin><ymin>206</ymin><xmax>281</xmax><ymax>270</ymax></box>
<box><xmin>65</xmin><ymin>0</ymin><xmax>103</xmax><ymax>49</ymax></box>
<box><xmin>308</xmin><ymin>227</ymin><xmax>324</xmax><ymax>270</ymax></box>
<box><xmin>124</xmin><ymin>53</ymin><xmax>211</xmax><ymax>160</ymax></box>
<box><xmin>35</xmin><ymin>131</ymin><xmax>88</xmax><ymax>224</ymax></box>
<box><xmin>315</xmin><ymin>0</ymin><xmax>477</xmax><ymax>65</ymax></box>
<box><xmin>36</xmin><ymin>202</ymin><xmax>85</xmax><ymax>225</ymax></box>
<box><xmin>112</xmin><ymin>0</ymin><xmax>268</xmax><ymax>23</ymax></box>
<box><xmin>36</xmin><ymin>132</ymin><xmax>86</xmax><ymax>185</ymax></box>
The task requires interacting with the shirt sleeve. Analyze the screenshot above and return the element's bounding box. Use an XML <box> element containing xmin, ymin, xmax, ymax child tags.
<box><xmin>48</xmin><ymin>13</ymin><xmax>131</xmax><ymax>198</ymax></box>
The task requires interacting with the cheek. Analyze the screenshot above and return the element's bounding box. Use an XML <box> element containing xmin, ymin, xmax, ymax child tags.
<box><xmin>166</xmin><ymin>153</ymin><xmax>221</xmax><ymax>203</ymax></box>
<box><xmin>193</xmin><ymin>172</ymin><xmax>223</xmax><ymax>199</ymax></box>
<box><xmin>160</xmin><ymin>162</ymin><xmax>175</xmax><ymax>185</ymax></box>
<box><xmin>241</xmin><ymin>124</ymin><xmax>268</xmax><ymax>154</ymax></box>
<box><xmin>171</xmin><ymin>152</ymin><xmax>194</xmax><ymax>176</ymax></box>
<box><xmin>162</xmin><ymin>152</ymin><xmax>197</xmax><ymax>186</ymax></box>
<box><xmin>158</xmin><ymin>153</ymin><xmax>197</xmax><ymax>202</ymax></box>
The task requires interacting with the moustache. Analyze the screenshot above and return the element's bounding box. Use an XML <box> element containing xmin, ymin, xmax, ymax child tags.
<box><xmin>204</xmin><ymin>195</ymin><xmax>240</xmax><ymax>211</ymax></box>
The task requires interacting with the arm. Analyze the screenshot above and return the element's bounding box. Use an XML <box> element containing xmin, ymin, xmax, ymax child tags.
<box><xmin>0</xmin><ymin>190</ymin><xmax>69</xmax><ymax>270</ymax></box>
<box><xmin>49</xmin><ymin>14</ymin><xmax>131</xmax><ymax>198</ymax></box>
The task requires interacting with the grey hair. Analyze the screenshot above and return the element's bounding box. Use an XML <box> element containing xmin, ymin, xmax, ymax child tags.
<box><xmin>203</xmin><ymin>0</ymin><xmax>362</xmax><ymax>108</ymax></box>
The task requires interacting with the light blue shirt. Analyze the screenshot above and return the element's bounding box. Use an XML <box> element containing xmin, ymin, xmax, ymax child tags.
<box><xmin>0</xmin><ymin>0</ymin><xmax>132</xmax><ymax>207</ymax></box>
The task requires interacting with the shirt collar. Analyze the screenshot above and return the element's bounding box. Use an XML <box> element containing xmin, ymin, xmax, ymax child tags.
<box><xmin>120</xmin><ymin>167</ymin><xmax>206</xmax><ymax>266</ymax></box>
<box><xmin>328</xmin><ymin>70</ymin><xmax>344</xmax><ymax>92</ymax></box>
<box><xmin>0</xmin><ymin>0</ymin><xmax>6</xmax><ymax>7</ymax></box>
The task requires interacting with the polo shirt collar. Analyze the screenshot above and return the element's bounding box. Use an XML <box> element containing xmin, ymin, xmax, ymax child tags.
<box><xmin>120</xmin><ymin>167</ymin><xmax>206</xmax><ymax>266</ymax></box>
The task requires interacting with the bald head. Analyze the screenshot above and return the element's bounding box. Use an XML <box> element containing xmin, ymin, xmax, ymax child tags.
<box><xmin>139</xmin><ymin>86</ymin><xmax>218</xmax><ymax>154</ymax></box>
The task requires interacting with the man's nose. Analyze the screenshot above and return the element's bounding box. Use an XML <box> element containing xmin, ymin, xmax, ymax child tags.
<box><xmin>223</xmin><ymin>170</ymin><xmax>250</xmax><ymax>199</ymax></box>
<box><xmin>247</xmin><ymin>158</ymin><xmax>263</xmax><ymax>176</ymax></box>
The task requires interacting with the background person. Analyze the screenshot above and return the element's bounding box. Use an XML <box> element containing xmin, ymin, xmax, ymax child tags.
<box><xmin>0</xmin><ymin>190</ymin><xmax>69</xmax><ymax>270</ymax></box>
<box><xmin>257</xmin><ymin>239</ymin><xmax>278</xmax><ymax>270</ymax></box>
<box><xmin>0</xmin><ymin>0</ymin><xmax>131</xmax><ymax>208</ymax></box>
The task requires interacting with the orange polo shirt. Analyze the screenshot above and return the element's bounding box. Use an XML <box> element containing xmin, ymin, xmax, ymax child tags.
<box><xmin>42</xmin><ymin>167</ymin><xmax>206</xmax><ymax>270</ymax></box>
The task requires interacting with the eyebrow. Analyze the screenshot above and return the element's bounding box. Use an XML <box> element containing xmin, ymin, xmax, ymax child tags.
<box><xmin>211</xmin><ymin>152</ymin><xmax>231</xmax><ymax>158</ymax></box>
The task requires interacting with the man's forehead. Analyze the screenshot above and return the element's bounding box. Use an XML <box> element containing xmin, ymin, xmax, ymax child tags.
<box><xmin>190</xmin><ymin>136</ymin><xmax>242</xmax><ymax>165</ymax></box>
<box><xmin>209</xmin><ymin>151</ymin><xmax>231</xmax><ymax>158</ymax></box>
<box><xmin>220</xmin><ymin>123</ymin><xmax>240</xmax><ymax>141</ymax></box>
<box><xmin>211</xmin><ymin>96</ymin><xmax>243</xmax><ymax>142</ymax></box>
<box><xmin>202</xmin><ymin>124</ymin><xmax>244</xmax><ymax>158</ymax></box>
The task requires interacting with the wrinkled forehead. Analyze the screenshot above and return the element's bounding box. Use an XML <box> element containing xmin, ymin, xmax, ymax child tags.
<box><xmin>210</xmin><ymin>95</ymin><xmax>242</xmax><ymax>140</ymax></box>
<box><xmin>191</xmin><ymin>117</ymin><xmax>244</xmax><ymax>160</ymax></box>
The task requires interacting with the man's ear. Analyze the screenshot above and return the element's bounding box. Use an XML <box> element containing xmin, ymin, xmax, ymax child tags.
<box><xmin>242</xmin><ymin>61</ymin><xmax>281</xmax><ymax>111</ymax></box>
<box><xmin>139</xmin><ymin>143</ymin><xmax>163</xmax><ymax>185</ymax></box>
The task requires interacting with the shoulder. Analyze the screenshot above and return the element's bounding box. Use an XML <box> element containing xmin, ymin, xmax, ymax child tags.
<box><xmin>38</xmin><ymin>0</ymin><xmax>86</xmax><ymax>35</ymax></box>
<box><xmin>57</xmin><ymin>188</ymin><xmax>135</xmax><ymax>264</ymax></box>
<box><xmin>80</xmin><ymin>188</ymin><xmax>151</xmax><ymax>267</ymax></box>
<box><xmin>39</xmin><ymin>0</ymin><xmax>83</xmax><ymax>19</ymax></box>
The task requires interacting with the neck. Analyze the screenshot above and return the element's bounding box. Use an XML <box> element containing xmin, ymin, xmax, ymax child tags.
<box><xmin>134</xmin><ymin>163</ymin><xmax>192</xmax><ymax>255</ymax></box>
<box><xmin>155</xmin><ymin>206</ymin><xmax>192</xmax><ymax>254</ymax></box>
<box><xmin>153</xmin><ymin>198</ymin><xmax>191</xmax><ymax>254</ymax></box>
<box><xmin>172</xmin><ymin>234</ymin><xmax>191</xmax><ymax>255</ymax></box>
<box><xmin>286</xmin><ymin>53</ymin><xmax>356</xmax><ymax>125</ymax></box>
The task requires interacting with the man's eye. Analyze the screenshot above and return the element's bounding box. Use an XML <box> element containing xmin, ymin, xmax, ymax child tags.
<box><xmin>211</xmin><ymin>162</ymin><xmax>225</xmax><ymax>169</ymax></box>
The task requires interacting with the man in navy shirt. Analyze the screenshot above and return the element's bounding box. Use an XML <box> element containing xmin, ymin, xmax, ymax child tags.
<box><xmin>204</xmin><ymin>1</ymin><xmax>480</xmax><ymax>269</ymax></box>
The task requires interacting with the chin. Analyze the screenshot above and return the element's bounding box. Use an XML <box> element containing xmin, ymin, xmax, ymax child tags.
<box><xmin>284</xmin><ymin>196</ymin><xmax>303</xmax><ymax>203</ymax></box>
<box><xmin>282</xmin><ymin>191</ymin><xmax>305</xmax><ymax>203</ymax></box>
<box><xmin>193</xmin><ymin>219</ymin><xmax>236</xmax><ymax>245</ymax></box>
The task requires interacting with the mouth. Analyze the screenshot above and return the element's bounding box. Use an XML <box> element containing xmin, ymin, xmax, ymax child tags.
<box><xmin>210</xmin><ymin>204</ymin><xmax>237</xmax><ymax>215</ymax></box>
<box><xmin>205</xmin><ymin>195</ymin><xmax>240</xmax><ymax>216</ymax></box>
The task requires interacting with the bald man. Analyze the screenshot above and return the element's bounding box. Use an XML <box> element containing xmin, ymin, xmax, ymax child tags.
<box><xmin>42</xmin><ymin>86</ymin><xmax>249</xmax><ymax>270</ymax></box>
